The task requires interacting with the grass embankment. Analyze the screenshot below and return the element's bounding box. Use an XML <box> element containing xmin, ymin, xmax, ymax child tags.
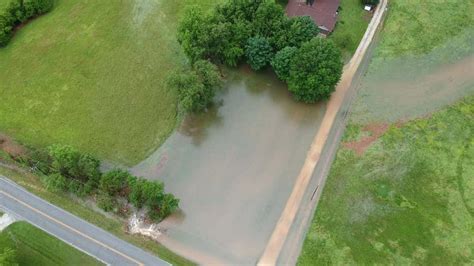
<box><xmin>330</xmin><ymin>0</ymin><xmax>370</xmax><ymax>60</ymax></box>
<box><xmin>0</xmin><ymin>0</ymin><xmax>220</xmax><ymax>165</ymax></box>
<box><xmin>0</xmin><ymin>166</ymin><xmax>195</xmax><ymax>266</ymax></box>
<box><xmin>0</xmin><ymin>221</ymin><xmax>102</xmax><ymax>265</ymax></box>
<box><xmin>299</xmin><ymin>97</ymin><xmax>474</xmax><ymax>264</ymax></box>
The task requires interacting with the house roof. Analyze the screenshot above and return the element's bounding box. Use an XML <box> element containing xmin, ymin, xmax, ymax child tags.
<box><xmin>286</xmin><ymin>0</ymin><xmax>341</xmax><ymax>33</ymax></box>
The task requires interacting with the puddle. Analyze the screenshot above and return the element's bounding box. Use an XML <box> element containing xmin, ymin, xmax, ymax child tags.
<box><xmin>132</xmin><ymin>67</ymin><xmax>326</xmax><ymax>264</ymax></box>
<box><xmin>351</xmin><ymin>27</ymin><xmax>474</xmax><ymax>123</ymax></box>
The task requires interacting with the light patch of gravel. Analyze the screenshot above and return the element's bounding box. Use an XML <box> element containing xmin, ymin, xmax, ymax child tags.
<box><xmin>0</xmin><ymin>213</ymin><xmax>16</xmax><ymax>231</ymax></box>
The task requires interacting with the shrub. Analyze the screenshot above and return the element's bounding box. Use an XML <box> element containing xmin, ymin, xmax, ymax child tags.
<box><xmin>100</xmin><ymin>169</ymin><xmax>130</xmax><ymax>196</ymax></box>
<box><xmin>361</xmin><ymin>0</ymin><xmax>379</xmax><ymax>5</ymax></box>
<box><xmin>245</xmin><ymin>36</ymin><xmax>273</xmax><ymax>70</ymax></box>
<box><xmin>43</xmin><ymin>173</ymin><xmax>67</xmax><ymax>192</ymax></box>
<box><xmin>128</xmin><ymin>177</ymin><xmax>146</xmax><ymax>209</ymax></box>
<box><xmin>48</xmin><ymin>144</ymin><xmax>100</xmax><ymax>185</ymax></box>
<box><xmin>271</xmin><ymin>46</ymin><xmax>298</xmax><ymax>81</ymax></box>
<box><xmin>97</xmin><ymin>193</ymin><xmax>118</xmax><ymax>212</ymax></box>
<box><xmin>287</xmin><ymin>38</ymin><xmax>343</xmax><ymax>103</ymax></box>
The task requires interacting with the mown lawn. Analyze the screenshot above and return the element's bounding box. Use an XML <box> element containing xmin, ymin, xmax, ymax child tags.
<box><xmin>298</xmin><ymin>97</ymin><xmax>474</xmax><ymax>265</ymax></box>
<box><xmin>330</xmin><ymin>0</ymin><xmax>370</xmax><ymax>60</ymax></box>
<box><xmin>0</xmin><ymin>0</ymin><xmax>221</xmax><ymax>165</ymax></box>
<box><xmin>0</xmin><ymin>221</ymin><xmax>102</xmax><ymax>265</ymax></box>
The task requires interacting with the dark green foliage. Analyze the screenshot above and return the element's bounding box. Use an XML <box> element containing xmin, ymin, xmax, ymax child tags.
<box><xmin>252</xmin><ymin>1</ymin><xmax>287</xmax><ymax>47</ymax></box>
<box><xmin>168</xmin><ymin>60</ymin><xmax>222</xmax><ymax>113</ymax></box>
<box><xmin>100</xmin><ymin>169</ymin><xmax>130</xmax><ymax>196</ymax></box>
<box><xmin>128</xmin><ymin>177</ymin><xmax>146</xmax><ymax>209</ymax></box>
<box><xmin>177</xmin><ymin>6</ymin><xmax>214</xmax><ymax>63</ymax></box>
<box><xmin>284</xmin><ymin>16</ymin><xmax>319</xmax><ymax>48</ymax></box>
<box><xmin>361</xmin><ymin>0</ymin><xmax>379</xmax><ymax>5</ymax></box>
<box><xmin>287</xmin><ymin>38</ymin><xmax>343</xmax><ymax>103</ymax></box>
<box><xmin>271</xmin><ymin>46</ymin><xmax>297</xmax><ymax>81</ymax></box>
<box><xmin>0</xmin><ymin>0</ymin><xmax>54</xmax><ymax>47</ymax></box>
<box><xmin>245</xmin><ymin>36</ymin><xmax>273</xmax><ymax>70</ymax></box>
<box><xmin>47</xmin><ymin>144</ymin><xmax>101</xmax><ymax>194</ymax></box>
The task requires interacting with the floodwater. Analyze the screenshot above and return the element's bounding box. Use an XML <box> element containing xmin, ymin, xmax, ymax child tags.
<box><xmin>131</xmin><ymin>67</ymin><xmax>326</xmax><ymax>264</ymax></box>
<box><xmin>351</xmin><ymin>27</ymin><xmax>474</xmax><ymax>123</ymax></box>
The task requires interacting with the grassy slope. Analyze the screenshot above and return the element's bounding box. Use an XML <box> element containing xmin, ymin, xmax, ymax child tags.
<box><xmin>0</xmin><ymin>165</ymin><xmax>195</xmax><ymax>265</ymax></box>
<box><xmin>0</xmin><ymin>0</ymin><xmax>220</xmax><ymax>165</ymax></box>
<box><xmin>330</xmin><ymin>0</ymin><xmax>370</xmax><ymax>60</ymax></box>
<box><xmin>0</xmin><ymin>221</ymin><xmax>102</xmax><ymax>265</ymax></box>
<box><xmin>299</xmin><ymin>97</ymin><xmax>474</xmax><ymax>265</ymax></box>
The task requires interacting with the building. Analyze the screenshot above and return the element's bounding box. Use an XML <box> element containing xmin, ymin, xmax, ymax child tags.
<box><xmin>286</xmin><ymin>0</ymin><xmax>341</xmax><ymax>36</ymax></box>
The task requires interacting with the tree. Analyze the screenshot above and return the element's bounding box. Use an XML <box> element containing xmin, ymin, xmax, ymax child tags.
<box><xmin>0</xmin><ymin>248</ymin><xmax>17</xmax><ymax>266</ymax></box>
<box><xmin>287</xmin><ymin>38</ymin><xmax>343</xmax><ymax>103</ymax></box>
<box><xmin>193</xmin><ymin>60</ymin><xmax>223</xmax><ymax>90</ymax></box>
<box><xmin>271</xmin><ymin>46</ymin><xmax>297</xmax><ymax>81</ymax></box>
<box><xmin>285</xmin><ymin>16</ymin><xmax>319</xmax><ymax>48</ymax></box>
<box><xmin>100</xmin><ymin>169</ymin><xmax>130</xmax><ymax>196</ymax></box>
<box><xmin>252</xmin><ymin>1</ymin><xmax>289</xmax><ymax>50</ymax></box>
<box><xmin>128</xmin><ymin>178</ymin><xmax>146</xmax><ymax>209</ymax></box>
<box><xmin>245</xmin><ymin>36</ymin><xmax>273</xmax><ymax>70</ymax></box>
<box><xmin>168</xmin><ymin>60</ymin><xmax>222</xmax><ymax>113</ymax></box>
<box><xmin>177</xmin><ymin>6</ymin><xmax>214</xmax><ymax>63</ymax></box>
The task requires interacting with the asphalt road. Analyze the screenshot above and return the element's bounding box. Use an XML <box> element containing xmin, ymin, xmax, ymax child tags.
<box><xmin>0</xmin><ymin>177</ymin><xmax>170</xmax><ymax>266</ymax></box>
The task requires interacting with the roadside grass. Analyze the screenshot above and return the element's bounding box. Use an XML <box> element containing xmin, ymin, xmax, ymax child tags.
<box><xmin>0</xmin><ymin>221</ymin><xmax>102</xmax><ymax>265</ymax></box>
<box><xmin>330</xmin><ymin>0</ymin><xmax>370</xmax><ymax>60</ymax></box>
<box><xmin>298</xmin><ymin>97</ymin><xmax>474</xmax><ymax>265</ymax></box>
<box><xmin>376</xmin><ymin>0</ymin><xmax>474</xmax><ymax>58</ymax></box>
<box><xmin>0</xmin><ymin>166</ymin><xmax>195</xmax><ymax>266</ymax></box>
<box><xmin>0</xmin><ymin>0</ymin><xmax>220</xmax><ymax>165</ymax></box>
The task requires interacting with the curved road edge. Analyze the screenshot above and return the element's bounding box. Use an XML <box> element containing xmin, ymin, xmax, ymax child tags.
<box><xmin>0</xmin><ymin>176</ymin><xmax>170</xmax><ymax>266</ymax></box>
<box><xmin>257</xmin><ymin>0</ymin><xmax>389</xmax><ymax>265</ymax></box>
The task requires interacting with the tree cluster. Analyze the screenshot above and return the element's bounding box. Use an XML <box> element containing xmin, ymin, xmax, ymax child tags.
<box><xmin>0</xmin><ymin>0</ymin><xmax>54</xmax><ymax>47</ymax></box>
<box><xmin>178</xmin><ymin>1</ymin><xmax>318</xmax><ymax>68</ymax></box>
<box><xmin>27</xmin><ymin>144</ymin><xmax>179</xmax><ymax>222</ymax></box>
<box><xmin>168</xmin><ymin>59</ymin><xmax>223</xmax><ymax>113</ymax></box>
<box><xmin>177</xmin><ymin>0</ymin><xmax>343</xmax><ymax>103</ymax></box>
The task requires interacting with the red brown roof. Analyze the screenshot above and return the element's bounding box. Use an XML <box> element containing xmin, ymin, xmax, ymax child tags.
<box><xmin>286</xmin><ymin>0</ymin><xmax>341</xmax><ymax>33</ymax></box>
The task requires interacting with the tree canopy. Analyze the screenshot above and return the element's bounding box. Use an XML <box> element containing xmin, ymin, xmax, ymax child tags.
<box><xmin>287</xmin><ymin>38</ymin><xmax>343</xmax><ymax>103</ymax></box>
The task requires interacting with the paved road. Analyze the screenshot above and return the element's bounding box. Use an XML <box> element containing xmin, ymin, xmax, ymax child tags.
<box><xmin>0</xmin><ymin>177</ymin><xmax>170</xmax><ymax>266</ymax></box>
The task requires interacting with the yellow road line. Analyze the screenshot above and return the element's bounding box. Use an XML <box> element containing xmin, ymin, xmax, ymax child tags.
<box><xmin>0</xmin><ymin>190</ymin><xmax>144</xmax><ymax>266</ymax></box>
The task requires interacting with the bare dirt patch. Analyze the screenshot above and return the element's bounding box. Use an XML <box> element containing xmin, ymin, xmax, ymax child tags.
<box><xmin>343</xmin><ymin>123</ymin><xmax>388</xmax><ymax>155</ymax></box>
<box><xmin>0</xmin><ymin>134</ymin><xmax>26</xmax><ymax>159</ymax></box>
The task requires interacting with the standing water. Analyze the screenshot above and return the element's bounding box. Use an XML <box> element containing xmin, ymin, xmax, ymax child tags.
<box><xmin>132</xmin><ymin>67</ymin><xmax>326</xmax><ymax>264</ymax></box>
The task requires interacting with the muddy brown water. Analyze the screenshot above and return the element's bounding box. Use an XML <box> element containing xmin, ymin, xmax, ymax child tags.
<box><xmin>131</xmin><ymin>67</ymin><xmax>326</xmax><ymax>264</ymax></box>
<box><xmin>351</xmin><ymin>28</ymin><xmax>474</xmax><ymax>123</ymax></box>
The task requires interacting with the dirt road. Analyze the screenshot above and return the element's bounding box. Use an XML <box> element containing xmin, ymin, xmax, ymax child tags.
<box><xmin>257</xmin><ymin>0</ymin><xmax>388</xmax><ymax>264</ymax></box>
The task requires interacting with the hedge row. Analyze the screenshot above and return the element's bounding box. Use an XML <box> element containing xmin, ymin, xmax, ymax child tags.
<box><xmin>0</xmin><ymin>0</ymin><xmax>54</xmax><ymax>47</ymax></box>
<box><xmin>26</xmin><ymin>144</ymin><xmax>179</xmax><ymax>222</ymax></box>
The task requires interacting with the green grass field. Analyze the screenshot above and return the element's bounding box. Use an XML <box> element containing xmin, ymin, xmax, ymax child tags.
<box><xmin>0</xmin><ymin>0</ymin><xmax>220</xmax><ymax>165</ymax></box>
<box><xmin>0</xmin><ymin>221</ymin><xmax>102</xmax><ymax>265</ymax></box>
<box><xmin>298</xmin><ymin>97</ymin><xmax>474</xmax><ymax>265</ymax></box>
<box><xmin>330</xmin><ymin>0</ymin><xmax>370</xmax><ymax>60</ymax></box>
<box><xmin>377</xmin><ymin>0</ymin><xmax>474</xmax><ymax>58</ymax></box>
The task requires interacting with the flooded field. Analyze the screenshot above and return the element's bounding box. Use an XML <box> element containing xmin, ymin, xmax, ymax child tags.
<box><xmin>351</xmin><ymin>27</ymin><xmax>474</xmax><ymax>123</ymax></box>
<box><xmin>132</xmin><ymin>68</ymin><xmax>326</xmax><ymax>264</ymax></box>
